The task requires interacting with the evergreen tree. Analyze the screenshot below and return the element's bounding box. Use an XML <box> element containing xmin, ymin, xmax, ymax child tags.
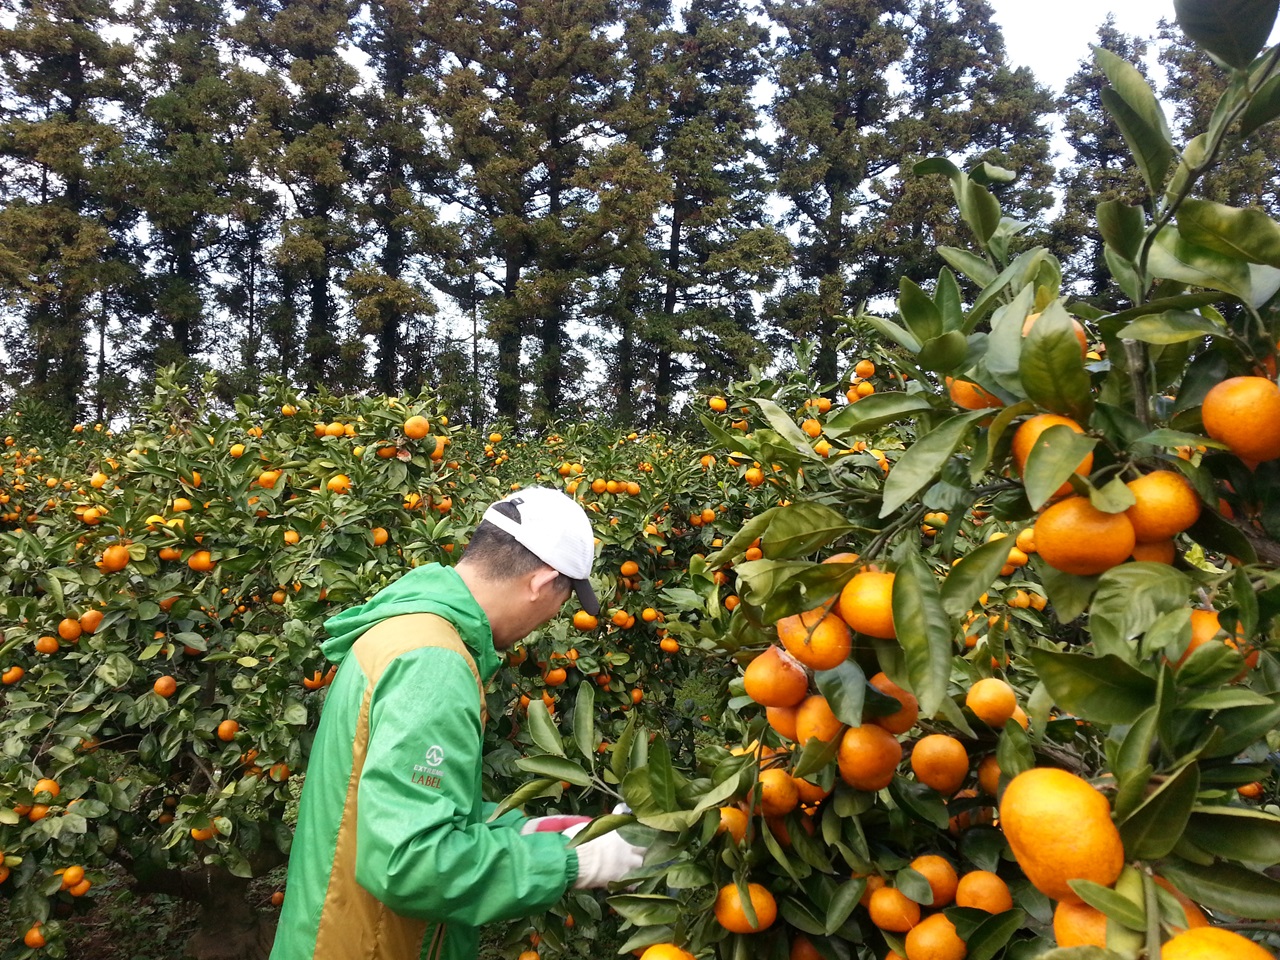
<box><xmin>0</xmin><ymin>0</ymin><xmax>134</xmax><ymax>418</ymax></box>
<box><xmin>1050</xmin><ymin>17</ymin><xmax>1151</xmax><ymax>301</ymax></box>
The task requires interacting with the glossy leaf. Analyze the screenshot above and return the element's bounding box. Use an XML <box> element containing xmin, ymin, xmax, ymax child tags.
<box><xmin>1094</xmin><ymin>47</ymin><xmax>1174</xmax><ymax>196</ymax></box>
<box><xmin>1148</xmin><ymin>226</ymin><xmax>1253</xmax><ymax>301</ymax></box>
<box><xmin>816</xmin><ymin>661</ymin><xmax>869</xmax><ymax>727</ymax></box>
<box><xmin>1185</xmin><ymin>806</ymin><xmax>1280</xmax><ymax>863</ymax></box>
<box><xmin>607</xmin><ymin>893</ymin><xmax>683</xmax><ymax>926</ymax></box>
<box><xmin>1117</xmin><ymin>310</ymin><xmax>1223</xmax><ymax>344</ymax></box>
<box><xmin>935</xmin><ymin>268</ymin><xmax>964</xmax><ymax>330</ymax></box>
<box><xmin>1174</xmin><ymin>0</ymin><xmax>1279</xmax><ymax>69</ymax></box>
<box><xmin>754</xmin><ymin>398</ymin><xmax>824</xmax><ymax>455</ymax></box>
<box><xmin>760</xmin><ymin>502</ymin><xmax>858</xmax><ymax>560</ymax></box>
<box><xmin>893</xmin><ymin>548</ymin><xmax>953</xmax><ymax>718</ymax></box>
<box><xmin>826</xmin><ymin>879</ymin><xmax>865</xmax><ymax>935</ymax></box>
<box><xmin>1022</xmin><ymin>425</ymin><xmax>1098</xmax><ymax>511</ymax></box>
<box><xmin>889</xmin><ymin>778</ymin><xmax>950</xmax><ymax>829</ymax></box>
<box><xmin>941</xmin><ymin>536</ymin><xmax>1016</xmax><ymax>619</ymax></box>
<box><xmin>1157</xmin><ymin>858</ymin><xmax>1280</xmax><ymax>918</ymax></box>
<box><xmin>917</xmin><ymin>331</ymin><xmax>970</xmax><ymax>372</ymax></box>
<box><xmin>964</xmin><ymin>908</ymin><xmax>1027</xmax><ymax>960</ymax></box>
<box><xmin>880</xmin><ymin>411</ymin><xmax>989</xmax><ymax>517</ymax></box>
<box><xmin>647</xmin><ymin>736</ymin><xmax>677</xmax><ymax>811</ymax></box>
<box><xmin>1089</xmin><ymin>564</ymin><xmax>1193</xmax><ymax>661</ymax></box>
<box><xmin>1097</xmin><ymin>200</ymin><xmax>1145</xmax><ymax>261</ymax></box>
<box><xmin>1068</xmin><ymin>880</ymin><xmax>1147</xmax><ymax>930</ymax></box>
<box><xmin>1203</xmin><ymin>697</ymin><xmax>1280</xmax><ymax>757</ymax></box>
<box><xmin>526</xmin><ymin>699</ymin><xmax>566</xmax><ymax>757</ymax></box>
<box><xmin>862</xmin><ymin>313</ymin><xmax>923</xmax><ymax>353</ymax></box>
<box><xmin>900</xmin><ymin>277</ymin><xmax>944</xmax><ymax>343</ymax></box>
<box><xmin>1019</xmin><ymin>301</ymin><xmax>1094</xmax><ymax>421</ymax></box>
<box><xmin>516</xmin><ymin>754</ymin><xmax>592</xmax><ymax>787</ymax></box>
<box><xmin>826</xmin><ymin>393</ymin><xmax>933</xmax><ymax>437</ymax></box>
<box><xmin>1117</xmin><ymin>762</ymin><xmax>1199</xmax><ymax>859</ymax></box>
<box><xmin>938</xmin><ymin>246</ymin><xmax>998</xmax><ymax>289</ymax></box>
<box><xmin>1179</xmin><ymin>198</ymin><xmax>1280</xmax><ymax>266</ymax></box>
<box><xmin>1027</xmin><ymin>649</ymin><xmax>1158</xmax><ymax>724</ymax></box>
<box><xmin>1240</xmin><ymin>72</ymin><xmax>1280</xmax><ymax>136</ymax></box>
<box><xmin>573</xmin><ymin>682</ymin><xmax>596</xmax><ymax>763</ymax></box>
<box><xmin>612</xmin><ymin>713</ymin><xmax>638</xmax><ymax>781</ymax></box>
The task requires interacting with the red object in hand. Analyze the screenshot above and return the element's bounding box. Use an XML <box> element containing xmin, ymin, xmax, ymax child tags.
<box><xmin>527</xmin><ymin>815</ymin><xmax>592</xmax><ymax>833</ymax></box>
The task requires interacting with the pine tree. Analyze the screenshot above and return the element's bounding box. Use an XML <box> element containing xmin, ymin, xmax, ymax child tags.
<box><xmin>0</xmin><ymin>0</ymin><xmax>134</xmax><ymax>418</ymax></box>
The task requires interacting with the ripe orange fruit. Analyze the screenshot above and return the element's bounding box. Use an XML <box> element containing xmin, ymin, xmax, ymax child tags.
<box><xmin>855</xmin><ymin>359</ymin><xmax>876</xmax><ymax>378</ymax></box>
<box><xmin>905</xmin><ymin>912</ymin><xmax>967</xmax><ymax>960</ymax></box>
<box><xmin>743</xmin><ymin>646</ymin><xmax>808</xmax><ymax>708</ymax></box>
<box><xmin>909</xmin><ymin>854</ymin><xmax>958</xmax><ymax>907</ymax></box>
<box><xmin>911</xmin><ymin>735</ymin><xmax>969</xmax><ymax>794</ymax></box>
<box><xmin>1053</xmin><ymin>900</ymin><xmax>1107</xmax><ymax>948</ymax></box>
<box><xmin>790</xmin><ymin>935</ymin><xmax>823</xmax><ymax>960</ymax></box>
<box><xmin>1011</xmin><ymin>414</ymin><xmax>1093</xmax><ymax>498</ymax></box>
<box><xmin>794</xmin><ymin>694</ymin><xmax>844</xmax><ymax>744</ymax></box>
<box><xmin>79</xmin><ymin>609</ymin><xmax>103</xmax><ymax>633</ymax></box>
<box><xmin>946</xmin><ymin>376</ymin><xmax>1003</xmax><ymax>410</ymax></box>
<box><xmin>35</xmin><ymin>635</ymin><xmax>59</xmax><ymax>654</ymax></box>
<box><xmin>1161</xmin><ymin>927</ymin><xmax>1274</xmax><ymax>960</ymax></box>
<box><xmin>714</xmin><ymin>882</ymin><xmax>778</xmax><ymax>933</ymax></box>
<box><xmin>23</xmin><ymin>923</ymin><xmax>45</xmax><ymax>948</ymax></box>
<box><xmin>327</xmin><ymin>473</ymin><xmax>352</xmax><ymax>494</ymax></box>
<box><xmin>976</xmin><ymin>755</ymin><xmax>1001</xmax><ymax>796</ymax></box>
<box><xmin>867</xmin><ymin>886</ymin><xmax>920</xmax><ymax>932</ymax></box>
<box><xmin>57</xmin><ymin>617</ymin><xmax>82</xmax><ymax>641</ymax></box>
<box><xmin>838</xmin><ymin>724</ymin><xmax>902</xmax><ymax>791</ymax></box>
<box><xmin>965</xmin><ymin>678</ymin><xmax>1017</xmax><ymax>727</ymax></box>
<box><xmin>777</xmin><ymin>603</ymin><xmax>852</xmax><ymax>670</ymax></box>
<box><xmin>620</xmin><ymin>559</ymin><xmax>639</xmax><ymax>577</ymax></box>
<box><xmin>868</xmin><ymin>672</ymin><xmax>920</xmax><ymax>734</ymax></box>
<box><xmin>716</xmin><ymin>806</ymin><xmax>748</xmax><ymax>843</ymax></box>
<box><xmin>34</xmin><ymin>778</ymin><xmax>60</xmax><ymax>798</ymax></box>
<box><xmin>101</xmin><ymin>542</ymin><xmax>130</xmax><ymax>572</ymax></box>
<box><xmin>153</xmin><ymin>675</ymin><xmax>178</xmax><ymax>698</ymax></box>
<box><xmin>757</xmin><ymin>768</ymin><xmax>800</xmax><ymax>816</ymax></box>
<box><xmin>403</xmin><ymin>415</ymin><xmax>430</xmax><ymax>439</ymax></box>
<box><xmin>1132</xmin><ymin>538</ymin><xmax>1176</xmax><ymax>564</ymax></box>
<box><xmin>1201</xmin><ymin>376</ymin><xmax>1280</xmax><ymax>462</ymax></box>
<box><xmin>838</xmin><ymin>571</ymin><xmax>896</xmax><ymax>639</ymax></box>
<box><xmin>793</xmin><ymin>775</ymin><xmax>831</xmax><ymax>806</ymax></box>
<box><xmin>1033</xmin><ymin>497</ymin><xmax>1136</xmax><ymax>576</ymax></box>
<box><xmin>217</xmin><ymin>719</ymin><xmax>240</xmax><ymax>741</ymax></box>
<box><xmin>187</xmin><ymin>550</ymin><xmax>215</xmax><ymax>572</ymax></box>
<box><xmin>190</xmin><ymin>825</ymin><xmax>217</xmax><ymax>842</ymax></box>
<box><xmin>640</xmin><ymin>946</ymin><xmax>695</xmax><ymax>960</ymax></box>
<box><xmin>1176</xmin><ymin>608</ymin><xmax>1256</xmax><ymax>674</ymax></box>
<box><xmin>954</xmin><ymin>870</ymin><xmax>1012</xmax><ymax>913</ymax></box>
<box><xmin>709</xmin><ymin>396</ymin><xmax>728</xmax><ymax>412</ymax></box>
<box><xmin>1125</xmin><ymin>470</ymin><xmax>1201</xmax><ymax>542</ymax></box>
<box><xmin>766</xmin><ymin>704</ymin><xmax>799</xmax><ymax>740</ymax></box>
<box><xmin>999</xmin><ymin>768</ymin><xmax>1124</xmax><ymax>901</ymax></box>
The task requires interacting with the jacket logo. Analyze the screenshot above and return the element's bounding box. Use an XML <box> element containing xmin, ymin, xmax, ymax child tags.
<box><xmin>413</xmin><ymin>745</ymin><xmax>446</xmax><ymax>788</ymax></box>
<box><xmin>424</xmin><ymin>745</ymin><xmax>445</xmax><ymax>766</ymax></box>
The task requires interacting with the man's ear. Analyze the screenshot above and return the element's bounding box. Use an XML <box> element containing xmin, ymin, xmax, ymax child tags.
<box><xmin>529</xmin><ymin>565</ymin><xmax>562</xmax><ymax>599</ymax></box>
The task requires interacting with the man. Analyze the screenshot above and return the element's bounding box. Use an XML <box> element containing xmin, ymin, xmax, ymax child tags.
<box><xmin>271</xmin><ymin>487</ymin><xmax>646</xmax><ymax>960</ymax></box>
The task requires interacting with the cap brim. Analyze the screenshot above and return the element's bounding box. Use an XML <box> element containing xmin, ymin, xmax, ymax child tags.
<box><xmin>573</xmin><ymin>579</ymin><xmax>600</xmax><ymax>617</ymax></box>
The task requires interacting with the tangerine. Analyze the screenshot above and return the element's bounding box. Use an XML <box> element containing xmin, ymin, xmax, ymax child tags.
<box><xmin>965</xmin><ymin>678</ymin><xmax>1017</xmax><ymax>727</ymax></box>
<box><xmin>1201</xmin><ymin>376</ymin><xmax>1280</xmax><ymax>463</ymax></box>
<box><xmin>910</xmin><ymin>735</ymin><xmax>969</xmax><ymax>794</ymax></box>
<box><xmin>1034</xmin><ymin>497</ymin><xmax>1136</xmax><ymax>576</ymax></box>
<box><xmin>838</xmin><ymin>571</ymin><xmax>896</xmax><ymax>639</ymax></box>
<box><xmin>954</xmin><ymin>870</ymin><xmax>1012</xmax><ymax>913</ymax></box>
<box><xmin>743</xmin><ymin>646</ymin><xmax>809</xmax><ymax>708</ymax></box>
<box><xmin>867</xmin><ymin>886</ymin><xmax>920</xmax><ymax>932</ymax></box>
<box><xmin>713</xmin><ymin>882</ymin><xmax>777</xmax><ymax>933</ymax></box>
<box><xmin>777</xmin><ymin>604</ymin><xmax>852</xmax><ymax>670</ymax></box>
<box><xmin>1125</xmin><ymin>470</ymin><xmax>1201</xmax><ymax>542</ymax></box>
<box><xmin>838</xmin><ymin>724</ymin><xmax>902</xmax><ymax>791</ymax></box>
<box><xmin>1161</xmin><ymin>927</ymin><xmax>1273</xmax><ymax>960</ymax></box>
<box><xmin>1011</xmin><ymin>414</ymin><xmax>1092</xmax><ymax>498</ymax></box>
<box><xmin>909</xmin><ymin>854</ymin><xmax>958</xmax><ymax>907</ymax></box>
<box><xmin>868</xmin><ymin>672</ymin><xmax>920</xmax><ymax>734</ymax></box>
<box><xmin>794</xmin><ymin>694</ymin><xmax>844</xmax><ymax>744</ymax></box>
<box><xmin>904</xmin><ymin>912</ymin><xmax>967</xmax><ymax>960</ymax></box>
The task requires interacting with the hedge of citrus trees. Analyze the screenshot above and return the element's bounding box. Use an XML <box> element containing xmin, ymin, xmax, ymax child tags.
<box><xmin>7</xmin><ymin>4</ymin><xmax>1280</xmax><ymax>960</ymax></box>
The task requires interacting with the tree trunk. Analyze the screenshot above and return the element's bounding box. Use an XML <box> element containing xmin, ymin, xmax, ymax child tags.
<box><xmin>654</xmin><ymin>208</ymin><xmax>684</xmax><ymax>425</ymax></box>
<box><xmin>494</xmin><ymin>251</ymin><xmax>523</xmax><ymax>420</ymax></box>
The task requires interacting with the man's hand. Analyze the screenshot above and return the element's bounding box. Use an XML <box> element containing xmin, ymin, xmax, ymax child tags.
<box><xmin>520</xmin><ymin>815</ymin><xmax>592</xmax><ymax>835</ymax></box>
<box><xmin>563</xmin><ymin>820</ymin><xmax>646</xmax><ymax>889</ymax></box>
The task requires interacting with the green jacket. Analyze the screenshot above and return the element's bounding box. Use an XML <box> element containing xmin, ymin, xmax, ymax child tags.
<box><xmin>270</xmin><ymin>564</ymin><xmax>578</xmax><ymax>960</ymax></box>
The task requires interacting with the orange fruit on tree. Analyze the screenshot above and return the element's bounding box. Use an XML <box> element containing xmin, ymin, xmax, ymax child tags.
<box><xmin>716</xmin><ymin>806</ymin><xmax>748</xmax><ymax>843</ymax></box>
<box><xmin>101</xmin><ymin>542</ymin><xmax>130</xmax><ymax>572</ymax></box>
<box><xmin>838</xmin><ymin>570</ymin><xmax>896</xmax><ymax>639</ymax></box>
<box><xmin>1132</xmin><ymin>539</ymin><xmax>1177</xmax><ymax>564</ymax></box>
<box><xmin>868</xmin><ymin>672</ymin><xmax>920</xmax><ymax>734</ymax></box>
<box><xmin>954</xmin><ymin>870</ymin><xmax>1012</xmax><ymax>913</ymax></box>
<box><xmin>714</xmin><ymin>881</ymin><xmax>777</xmax><ymax>933</ymax></box>
<box><xmin>709</xmin><ymin>396</ymin><xmax>728</xmax><ymax>412</ymax></box>
<box><xmin>793</xmin><ymin>775</ymin><xmax>831</xmax><ymax>805</ymax></box>
<box><xmin>965</xmin><ymin>678</ymin><xmax>1017</xmax><ymax>727</ymax></box>
<box><xmin>620</xmin><ymin>559</ymin><xmax>639</xmax><ymax>577</ymax></box>
<box><xmin>1022</xmin><ymin>311</ymin><xmax>1088</xmax><ymax>358</ymax></box>
<box><xmin>1125</xmin><ymin>470</ymin><xmax>1201</xmax><ymax>542</ymax></box>
<box><xmin>1161</xmin><ymin>927</ymin><xmax>1274</xmax><ymax>960</ymax></box>
<box><xmin>153</xmin><ymin>675</ymin><xmax>178</xmax><ymax>698</ymax></box>
<box><xmin>794</xmin><ymin>694</ymin><xmax>844</xmax><ymax>744</ymax></box>
<box><xmin>327</xmin><ymin>473</ymin><xmax>352</xmax><ymax>494</ymax></box>
<box><xmin>1011</xmin><ymin>414</ymin><xmax>1093</xmax><ymax>497</ymax></box>
<box><xmin>911</xmin><ymin>735</ymin><xmax>970</xmax><ymax>794</ymax></box>
<box><xmin>838</xmin><ymin>724</ymin><xmax>902</xmax><ymax>791</ymax></box>
<box><xmin>403</xmin><ymin>415</ymin><xmax>431</xmax><ymax>439</ymax></box>
<box><xmin>757</xmin><ymin>767</ymin><xmax>800</xmax><ymax>816</ymax></box>
<box><xmin>34</xmin><ymin>778</ymin><xmax>60</xmax><ymax>799</ymax></box>
<box><xmin>855</xmin><ymin>359</ymin><xmax>876</xmax><ymax>378</ymax></box>
<box><xmin>790</xmin><ymin>935</ymin><xmax>823</xmax><ymax>960</ymax></box>
<box><xmin>572</xmin><ymin>610</ymin><xmax>598</xmax><ymax>631</ymax></box>
<box><xmin>217</xmin><ymin>719</ymin><xmax>240</xmax><ymax>741</ymax></box>
<box><xmin>976</xmin><ymin>755</ymin><xmax>1001</xmax><ymax>796</ymax></box>
<box><xmin>946</xmin><ymin>377</ymin><xmax>1003</xmax><ymax>411</ymax></box>
<box><xmin>1033</xmin><ymin>497</ymin><xmax>1136</xmax><ymax>576</ymax></box>
<box><xmin>1153</xmin><ymin>875</ymin><xmax>1209</xmax><ymax>930</ymax></box>
<box><xmin>1176</xmin><ymin>608</ymin><xmax>1256</xmax><ymax>674</ymax></box>
<box><xmin>909</xmin><ymin>854</ymin><xmax>958</xmax><ymax>907</ymax></box>
<box><xmin>187</xmin><ymin>550</ymin><xmax>215</xmax><ymax>572</ymax></box>
<box><xmin>79</xmin><ymin>608</ymin><xmax>103</xmax><ymax>633</ymax></box>
<box><xmin>640</xmin><ymin>946</ymin><xmax>695</xmax><ymax>960</ymax></box>
<box><xmin>998</xmin><ymin>767</ymin><xmax>1124</xmax><ymax>901</ymax></box>
<box><xmin>743</xmin><ymin>646</ymin><xmax>808</xmax><ymax>708</ymax></box>
<box><xmin>777</xmin><ymin>604</ymin><xmax>852</xmax><ymax>670</ymax></box>
<box><xmin>57</xmin><ymin>617</ymin><xmax>82</xmax><ymax>641</ymax></box>
<box><xmin>23</xmin><ymin>923</ymin><xmax>45</xmax><ymax>949</ymax></box>
<box><xmin>372</xmin><ymin>527</ymin><xmax>389</xmax><ymax>546</ymax></box>
<box><xmin>867</xmin><ymin>886</ymin><xmax>920</xmax><ymax>932</ymax></box>
<box><xmin>766</xmin><ymin>704</ymin><xmax>799</xmax><ymax>741</ymax></box>
<box><xmin>1201</xmin><ymin>376</ymin><xmax>1280</xmax><ymax>463</ymax></box>
<box><xmin>1052</xmin><ymin>900</ymin><xmax>1107</xmax><ymax>948</ymax></box>
<box><xmin>905</xmin><ymin>912</ymin><xmax>967</xmax><ymax>960</ymax></box>
<box><xmin>35</xmin><ymin>635</ymin><xmax>59</xmax><ymax>654</ymax></box>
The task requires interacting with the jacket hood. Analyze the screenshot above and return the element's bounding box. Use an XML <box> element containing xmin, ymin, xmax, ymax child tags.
<box><xmin>320</xmin><ymin>564</ymin><xmax>500</xmax><ymax>679</ymax></box>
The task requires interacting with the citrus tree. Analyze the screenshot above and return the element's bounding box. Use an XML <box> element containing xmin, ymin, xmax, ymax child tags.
<box><xmin>587</xmin><ymin>5</ymin><xmax>1280</xmax><ymax>960</ymax></box>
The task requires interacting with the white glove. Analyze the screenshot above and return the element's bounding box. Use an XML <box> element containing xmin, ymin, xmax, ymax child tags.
<box><xmin>564</xmin><ymin>820</ymin><xmax>646</xmax><ymax>889</ymax></box>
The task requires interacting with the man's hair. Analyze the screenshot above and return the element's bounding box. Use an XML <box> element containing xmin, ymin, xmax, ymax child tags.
<box><xmin>462</xmin><ymin>518</ymin><xmax>573</xmax><ymax>594</ymax></box>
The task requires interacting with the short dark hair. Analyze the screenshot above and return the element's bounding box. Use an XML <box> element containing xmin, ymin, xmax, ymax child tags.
<box><xmin>462</xmin><ymin>519</ymin><xmax>573</xmax><ymax>594</ymax></box>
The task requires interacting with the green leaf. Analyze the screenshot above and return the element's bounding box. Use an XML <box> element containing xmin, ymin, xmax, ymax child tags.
<box><xmin>1019</xmin><ymin>302</ymin><xmax>1094</xmax><ymax>422</ymax></box>
<box><xmin>826</xmin><ymin>393</ymin><xmax>933</xmax><ymax>437</ymax></box>
<box><xmin>491</xmin><ymin>778</ymin><xmax>560</xmax><ymax>818</ymax></box>
<box><xmin>1022</xmin><ymin>426</ymin><xmax>1097</xmax><ymax>511</ymax></box>
<box><xmin>1118</xmin><ymin>310</ymin><xmax>1224</xmax><ymax>344</ymax></box>
<box><xmin>880</xmin><ymin>411</ymin><xmax>989</xmax><ymax>517</ymax></box>
<box><xmin>962</xmin><ymin>178</ymin><xmax>1002</xmax><ymax>244</ymax></box>
<box><xmin>1026</xmin><ymin>649</ymin><xmax>1158</xmax><ymax>724</ymax></box>
<box><xmin>761</xmin><ymin>503</ymin><xmax>858</xmax><ymax>560</ymax></box>
<box><xmin>1204</xmin><ymin>697</ymin><xmax>1280</xmax><ymax>758</ymax></box>
<box><xmin>1114</xmin><ymin>706</ymin><xmax>1158</xmax><ymax>786</ymax></box>
<box><xmin>1117</xmin><ymin>762</ymin><xmax>1200</xmax><ymax>859</ymax></box>
<box><xmin>964</xmin><ymin>908</ymin><xmax>1027</xmax><ymax>960</ymax></box>
<box><xmin>792</xmin><ymin>732</ymin><xmax>842</xmax><ymax>780</ymax></box>
<box><xmin>1174</xmin><ymin>0</ymin><xmax>1279</xmax><ymax>69</ymax></box>
<box><xmin>826</xmin><ymin>879</ymin><xmax>865</xmax><ymax>935</ymax></box>
<box><xmin>1157</xmin><ymin>858</ymin><xmax>1280</xmax><ymax>919</ymax></box>
<box><xmin>612</xmin><ymin>713</ymin><xmax>637</xmax><ymax>780</ymax></box>
<box><xmin>941</xmin><ymin>536</ymin><xmax>1015</xmax><ymax>619</ymax></box>
<box><xmin>573</xmin><ymin>682</ymin><xmax>596</xmax><ymax>763</ymax></box>
<box><xmin>938</xmin><ymin>246</ymin><xmax>998</xmax><ymax>288</ymax></box>
<box><xmin>889</xmin><ymin>778</ymin><xmax>950</xmax><ymax>829</ymax></box>
<box><xmin>917</xmin><ymin>332</ymin><xmax>970</xmax><ymax>372</ymax></box>
<box><xmin>515</xmin><ymin>755</ymin><xmax>592</xmax><ymax>787</ymax></box>
<box><xmin>1240</xmin><ymin>72</ymin><xmax>1280</xmax><ymax>136</ymax></box>
<box><xmin>1181</xmin><ymin>688</ymin><xmax>1273</xmax><ymax>709</ymax></box>
<box><xmin>1069</xmin><ymin>880</ymin><xmax>1147</xmax><ymax>930</ymax></box>
<box><xmin>1179</xmin><ymin>199</ymin><xmax>1280</xmax><ymax>267</ymax></box>
<box><xmin>935</xmin><ymin>268</ymin><xmax>964</xmax><ymax>330</ymax></box>
<box><xmin>607</xmin><ymin>893</ymin><xmax>683</xmax><ymax>926</ymax></box>
<box><xmin>753</xmin><ymin>398</ymin><xmax>822</xmax><ymax>455</ymax></box>
<box><xmin>1148</xmin><ymin>226</ymin><xmax>1253</xmax><ymax>301</ymax></box>
<box><xmin>815</xmin><ymin>661</ymin><xmax>868</xmax><ymax>727</ymax></box>
<box><xmin>862</xmin><ymin>313</ymin><xmax>923</xmax><ymax>353</ymax></box>
<box><xmin>1035</xmin><ymin>562</ymin><xmax>1097</xmax><ymax>623</ymax></box>
<box><xmin>1089</xmin><ymin>564</ymin><xmax>1193</xmax><ymax>660</ymax></box>
<box><xmin>897</xmin><ymin>867</ymin><xmax>936</xmax><ymax>905</ymax></box>
<box><xmin>1185</xmin><ymin>806</ymin><xmax>1280</xmax><ymax>864</ymax></box>
<box><xmin>647</xmin><ymin>737</ymin><xmax>677</xmax><ymax>811</ymax></box>
<box><xmin>526</xmin><ymin>700</ymin><xmax>565</xmax><ymax>757</ymax></box>
<box><xmin>900</xmin><ymin>277</ymin><xmax>944</xmax><ymax>342</ymax></box>
<box><xmin>1097</xmin><ymin>200</ymin><xmax>1146</xmax><ymax>261</ymax></box>
<box><xmin>1094</xmin><ymin>47</ymin><xmax>1174</xmax><ymax>196</ymax></box>
<box><xmin>893</xmin><ymin>547</ymin><xmax>953</xmax><ymax>718</ymax></box>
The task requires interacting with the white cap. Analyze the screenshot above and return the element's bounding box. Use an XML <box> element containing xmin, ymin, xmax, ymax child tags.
<box><xmin>480</xmin><ymin>487</ymin><xmax>599</xmax><ymax>615</ymax></box>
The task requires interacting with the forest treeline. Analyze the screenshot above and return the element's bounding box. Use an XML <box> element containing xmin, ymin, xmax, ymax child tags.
<box><xmin>1</xmin><ymin>0</ymin><xmax>1277</xmax><ymax>425</ymax></box>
